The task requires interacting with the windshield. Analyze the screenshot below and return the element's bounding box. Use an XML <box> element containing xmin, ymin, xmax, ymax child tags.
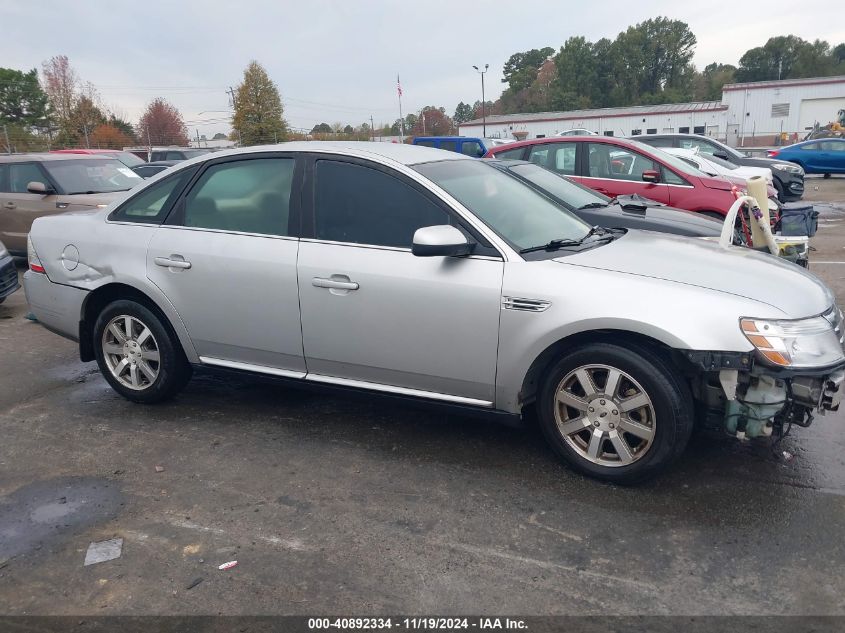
<box><xmin>702</xmin><ymin>154</ymin><xmax>739</xmax><ymax>170</ymax></box>
<box><xmin>44</xmin><ymin>158</ymin><xmax>143</xmax><ymax>194</ymax></box>
<box><xmin>182</xmin><ymin>149</ymin><xmax>212</xmax><ymax>159</ymax></box>
<box><xmin>110</xmin><ymin>151</ymin><xmax>145</xmax><ymax>167</ymax></box>
<box><xmin>413</xmin><ymin>160</ymin><xmax>591</xmax><ymax>251</ymax></box>
<box><xmin>628</xmin><ymin>139</ymin><xmax>709</xmax><ymax>177</ymax></box>
<box><xmin>507</xmin><ymin>163</ymin><xmax>610</xmax><ymax>210</ymax></box>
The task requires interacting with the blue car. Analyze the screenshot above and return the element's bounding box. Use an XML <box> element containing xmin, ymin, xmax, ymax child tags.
<box><xmin>412</xmin><ymin>136</ymin><xmax>511</xmax><ymax>157</ymax></box>
<box><xmin>768</xmin><ymin>138</ymin><xmax>845</xmax><ymax>176</ymax></box>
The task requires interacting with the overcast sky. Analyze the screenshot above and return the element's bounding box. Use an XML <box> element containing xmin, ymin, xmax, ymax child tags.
<box><xmin>2</xmin><ymin>0</ymin><xmax>843</xmax><ymax>137</ymax></box>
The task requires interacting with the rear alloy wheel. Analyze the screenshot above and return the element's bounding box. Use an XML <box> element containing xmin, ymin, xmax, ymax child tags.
<box><xmin>538</xmin><ymin>342</ymin><xmax>693</xmax><ymax>483</ymax></box>
<box><xmin>94</xmin><ymin>300</ymin><xmax>191</xmax><ymax>403</ymax></box>
<box><xmin>102</xmin><ymin>315</ymin><xmax>161</xmax><ymax>391</ymax></box>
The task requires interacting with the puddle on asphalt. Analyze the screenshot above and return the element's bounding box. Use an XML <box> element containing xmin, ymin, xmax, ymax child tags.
<box><xmin>0</xmin><ymin>476</ymin><xmax>124</xmax><ymax>562</ymax></box>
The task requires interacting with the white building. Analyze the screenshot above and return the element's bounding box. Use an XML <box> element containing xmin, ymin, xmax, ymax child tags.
<box><xmin>458</xmin><ymin>75</ymin><xmax>845</xmax><ymax>147</ymax></box>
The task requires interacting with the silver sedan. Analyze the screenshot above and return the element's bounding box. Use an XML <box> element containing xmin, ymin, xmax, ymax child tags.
<box><xmin>23</xmin><ymin>142</ymin><xmax>844</xmax><ymax>483</ymax></box>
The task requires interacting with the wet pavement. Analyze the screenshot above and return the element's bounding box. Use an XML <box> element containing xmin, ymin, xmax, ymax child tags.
<box><xmin>1</xmin><ymin>177</ymin><xmax>845</xmax><ymax>616</ymax></box>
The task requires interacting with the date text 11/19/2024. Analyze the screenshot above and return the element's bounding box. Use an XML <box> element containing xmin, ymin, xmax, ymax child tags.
<box><xmin>308</xmin><ymin>617</ymin><xmax>528</xmax><ymax>630</ymax></box>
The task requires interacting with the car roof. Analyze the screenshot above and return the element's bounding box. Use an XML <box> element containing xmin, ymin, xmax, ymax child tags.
<box><xmin>486</xmin><ymin>135</ymin><xmax>650</xmax><ymax>154</ymax></box>
<box><xmin>174</xmin><ymin>141</ymin><xmax>473</xmax><ymax>167</ymax></box>
<box><xmin>0</xmin><ymin>153</ymin><xmax>117</xmax><ymax>163</ymax></box>
<box><xmin>50</xmin><ymin>149</ymin><xmax>126</xmax><ymax>154</ymax></box>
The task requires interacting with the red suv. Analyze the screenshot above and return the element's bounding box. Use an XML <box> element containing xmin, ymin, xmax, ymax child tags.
<box><xmin>486</xmin><ymin>136</ymin><xmax>750</xmax><ymax>218</ymax></box>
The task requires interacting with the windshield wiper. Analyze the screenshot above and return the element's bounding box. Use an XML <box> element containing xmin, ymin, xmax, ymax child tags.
<box><xmin>576</xmin><ymin>202</ymin><xmax>609</xmax><ymax>210</ymax></box>
<box><xmin>519</xmin><ymin>226</ymin><xmax>613</xmax><ymax>254</ymax></box>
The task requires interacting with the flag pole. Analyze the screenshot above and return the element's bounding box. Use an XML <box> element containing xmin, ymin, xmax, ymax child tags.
<box><xmin>397</xmin><ymin>74</ymin><xmax>405</xmax><ymax>143</ymax></box>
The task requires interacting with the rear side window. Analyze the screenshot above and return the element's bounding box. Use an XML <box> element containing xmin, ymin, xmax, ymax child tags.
<box><xmin>644</xmin><ymin>137</ymin><xmax>674</xmax><ymax>148</ymax></box>
<box><xmin>551</xmin><ymin>145</ymin><xmax>577</xmax><ymax>175</ymax></box>
<box><xmin>314</xmin><ymin>160</ymin><xmax>449</xmax><ymax>248</ymax></box>
<box><xmin>494</xmin><ymin>147</ymin><xmax>526</xmax><ymax>161</ymax></box>
<box><xmin>9</xmin><ymin>163</ymin><xmax>46</xmax><ymax>193</ymax></box>
<box><xmin>110</xmin><ymin>168</ymin><xmax>195</xmax><ymax>223</ymax></box>
<box><xmin>460</xmin><ymin>141</ymin><xmax>482</xmax><ymax>157</ymax></box>
<box><xmin>182</xmin><ymin>158</ymin><xmax>295</xmax><ymax>236</ymax></box>
<box><xmin>415</xmin><ymin>140</ymin><xmax>436</xmax><ymax>148</ymax></box>
<box><xmin>439</xmin><ymin>141</ymin><xmax>457</xmax><ymax>153</ymax></box>
<box><xmin>0</xmin><ymin>165</ymin><xmax>8</xmax><ymax>192</ymax></box>
<box><xmin>165</xmin><ymin>151</ymin><xmax>185</xmax><ymax>160</ymax></box>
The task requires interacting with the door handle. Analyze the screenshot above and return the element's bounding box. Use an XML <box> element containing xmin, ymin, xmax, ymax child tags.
<box><xmin>312</xmin><ymin>277</ymin><xmax>359</xmax><ymax>291</ymax></box>
<box><xmin>2</xmin><ymin>202</ymin><xmax>15</xmax><ymax>209</ymax></box>
<box><xmin>154</xmin><ymin>256</ymin><xmax>192</xmax><ymax>270</ymax></box>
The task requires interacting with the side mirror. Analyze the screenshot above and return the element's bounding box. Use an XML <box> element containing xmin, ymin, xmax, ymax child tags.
<box><xmin>27</xmin><ymin>181</ymin><xmax>54</xmax><ymax>195</ymax></box>
<box><xmin>412</xmin><ymin>225</ymin><xmax>472</xmax><ymax>257</ymax></box>
<box><xmin>641</xmin><ymin>170</ymin><xmax>660</xmax><ymax>183</ymax></box>
<box><xmin>713</xmin><ymin>151</ymin><xmax>729</xmax><ymax>161</ymax></box>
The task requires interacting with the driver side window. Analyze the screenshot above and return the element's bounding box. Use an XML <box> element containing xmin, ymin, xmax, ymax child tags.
<box><xmin>314</xmin><ymin>160</ymin><xmax>450</xmax><ymax>249</ymax></box>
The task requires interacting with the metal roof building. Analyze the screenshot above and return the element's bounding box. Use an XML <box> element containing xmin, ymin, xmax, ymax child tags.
<box><xmin>458</xmin><ymin>75</ymin><xmax>845</xmax><ymax>146</ymax></box>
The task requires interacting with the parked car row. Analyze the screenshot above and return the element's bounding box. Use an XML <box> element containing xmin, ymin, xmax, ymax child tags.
<box><xmin>21</xmin><ymin>142</ymin><xmax>844</xmax><ymax>484</ymax></box>
<box><xmin>484</xmin><ymin>135</ymin><xmax>780</xmax><ymax>219</ymax></box>
<box><xmin>634</xmin><ymin>133</ymin><xmax>805</xmax><ymax>201</ymax></box>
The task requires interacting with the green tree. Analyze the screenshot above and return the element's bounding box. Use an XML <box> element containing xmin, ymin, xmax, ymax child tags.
<box><xmin>0</xmin><ymin>67</ymin><xmax>50</xmax><ymax>128</ymax></box>
<box><xmin>550</xmin><ymin>36</ymin><xmax>598</xmax><ymax>110</ymax></box>
<box><xmin>693</xmin><ymin>63</ymin><xmax>736</xmax><ymax>101</ymax></box>
<box><xmin>453</xmin><ymin>101</ymin><xmax>474</xmax><ymax>124</ymax></box>
<box><xmin>310</xmin><ymin>122</ymin><xmax>332</xmax><ymax>134</ymax></box>
<box><xmin>736</xmin><ymin>36</ymin><xmax>842</xmax><ymax>82</ymax></box>
<box><xmin>212</xmin><ymin>132</ymin><xmax>228</xmax><ymax>140</ymax></box>
<box><xmin>232</xmin><ymin>60</ymin><xmax>288</xmax><ymax>146</ymax></box>
<box><xmin>502</xmin><ymin>47</ymin><xmax>555</xmax><ymax>92</ymax></box>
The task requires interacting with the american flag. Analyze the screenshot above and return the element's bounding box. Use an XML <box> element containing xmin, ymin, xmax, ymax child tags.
<box><xmin>397</xmin><ymin>75</ymin><xmax>403</xmax><ymax>98</ymax></box>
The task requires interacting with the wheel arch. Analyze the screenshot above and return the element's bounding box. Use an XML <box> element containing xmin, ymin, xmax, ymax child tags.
<box><xmin>79</xmin><ymin>281</ymin><xmax>197</xmax><ymax>363</ymax></box>
<box><xmin>515</xmin><ymin>328</ymin><xmax>694</xmax><ymax>413</ymax></box>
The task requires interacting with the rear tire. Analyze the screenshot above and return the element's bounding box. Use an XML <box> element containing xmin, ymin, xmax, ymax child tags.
<box><xmin>537</xmin><ymin>342</ymin><xmax>693</xmax><ymax>484</ymax></box>
<box><xmin>93</xmin><ymin>299</ymin><xmax>191</xmax><ymax>403</ymax></box>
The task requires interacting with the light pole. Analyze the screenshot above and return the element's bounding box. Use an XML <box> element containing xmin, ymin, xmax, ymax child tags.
<box><xmin>472</xmin><ymin>64</ymin><xmax>489</xmax><ymax>137</ymax></box>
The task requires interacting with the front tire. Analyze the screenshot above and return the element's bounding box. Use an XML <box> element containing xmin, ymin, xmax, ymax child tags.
<box><xmin>93</xmin><ymin>299</ymin><xmax>191</xmax><ymax>403</ymax></box>
<box><xmin>537</xmin><ymin>342</ymin><xmax>693</xmax><ymax>484</ymax></box>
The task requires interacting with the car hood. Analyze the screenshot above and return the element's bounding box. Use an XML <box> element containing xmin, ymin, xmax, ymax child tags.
<box><xmin>697</xmin><ymin>174</ymin><xmax>734</xmax><ymax>191</ymax></box>
<box><xmin>739</xmin><ymin>156</ymin><xmax>796</xmax><ymax>170</ymax></box>
<box><xmin>554</xmin><ymin>230</ymin><xmax>833</xmax><ymax>317</ymax></box>
<box><xmin>600</xmin><ymin>201</ymin><xmax>722</xmax><ymax>236</ymax></box>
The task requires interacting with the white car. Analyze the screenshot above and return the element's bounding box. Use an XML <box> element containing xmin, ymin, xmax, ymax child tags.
<box><xmin>665</xmin><ymin>147</ymin><xmax>773</xmax><ymax>184</ymax></box>
<box><xmin>557</xmin><ymin>129</ymin><xmax>597</xmax><ymax>137</ymax></box>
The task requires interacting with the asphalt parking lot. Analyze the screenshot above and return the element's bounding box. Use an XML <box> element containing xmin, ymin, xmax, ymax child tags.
<box><xmin>2</xmin><ymin>177</ymin><xmax>845</xmax><ymax>617</ymax></box>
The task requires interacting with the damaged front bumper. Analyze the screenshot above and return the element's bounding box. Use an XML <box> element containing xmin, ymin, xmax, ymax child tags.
<box><xmin>716</xmin><ymin>363</ymin><xmax>844</xmax><ymax>439</ymax></box>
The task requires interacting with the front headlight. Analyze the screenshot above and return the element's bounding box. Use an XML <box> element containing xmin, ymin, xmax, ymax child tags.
<box><xmin>741</xmin><ymin>310</ymin><xmax>845</xmax><ymax>368</ymax></box>
<box><xmin>772</xmin><ymin>163</ymin><xmax>804</xmax><ymax>176</ymax></box>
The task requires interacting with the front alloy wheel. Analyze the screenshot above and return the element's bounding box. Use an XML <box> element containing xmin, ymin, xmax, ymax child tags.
<box><xmin>102</xmin><ymin>315</ymin><xmax>161</xmax><ymax>391</ymax></box>
<box><xmin>538</xmin><ymin>342</ymin><xmax>693</xmax><ymax>483</ymax></box>
<box><xmin>554</xmin><ymin>364</ymin><xmax>655</xmax><ymax>467</ymax></box>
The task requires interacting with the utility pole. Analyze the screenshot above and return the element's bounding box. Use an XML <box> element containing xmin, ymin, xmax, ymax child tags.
<box><xmin>3</xmin><ymin>125</ymin><xmax>10</xmax><ymax>154</ymax></box>
<box><xmin>473</xmin><ymin>64</ymin><xmax>489</xmax><ymax>137</ymax></box>
<box><xmin>83</xmin><ymin>124</ymin><xmax>90</xmax><ymax>149</ymax></box>
<box><xmin>370</xmin><ymin>116</ymin><xmax>375</xmax><ymax>141</ymax></box>
<box><xmin>196</xmin><ymin>128</ymin><xmax>201</xmax><ymax>148</ymax></box>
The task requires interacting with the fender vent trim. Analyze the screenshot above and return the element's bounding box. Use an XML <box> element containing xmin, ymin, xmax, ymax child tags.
<box><xmin>502</xmin><ymin>297</ymin><xmax>551</xmax><ymax>312</ymax></box>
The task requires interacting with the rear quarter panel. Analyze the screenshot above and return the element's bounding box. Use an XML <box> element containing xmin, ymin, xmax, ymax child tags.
<box><xmin>28</xmin><ymin>212</ymin><xmax>199</xmax><ymax>361</ymax></box>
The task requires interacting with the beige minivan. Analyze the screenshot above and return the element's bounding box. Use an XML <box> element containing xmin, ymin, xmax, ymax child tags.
<box><xmin>0</xmin><ymin>154</ymin><xmax>142</xmax><ymax>255</ymax></box>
